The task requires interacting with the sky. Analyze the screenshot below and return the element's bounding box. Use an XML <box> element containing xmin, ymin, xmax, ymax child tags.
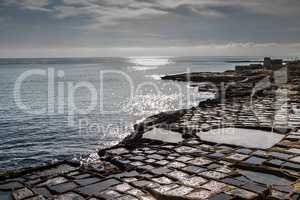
<box><xmin>0</xmin><ymin>0</ymin><xmax>300</xmax><ymax>58</ymax></box>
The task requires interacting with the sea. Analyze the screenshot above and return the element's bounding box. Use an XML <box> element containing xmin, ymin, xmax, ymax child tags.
<box><xmin>0</xmin><ymin>56</ymin><xmax>262</xmax><ymax>170</ymax></box>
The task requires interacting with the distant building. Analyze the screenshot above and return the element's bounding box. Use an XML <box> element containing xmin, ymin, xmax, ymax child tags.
<box><xmin>263</xmin><ymin>57</ymin><xmax>283</xmax><ymax>70</ymax></box>
<box><xmin>263</xmin><ymin>57</ymin><xmax>272</xmax><ymax>68</ymax></box>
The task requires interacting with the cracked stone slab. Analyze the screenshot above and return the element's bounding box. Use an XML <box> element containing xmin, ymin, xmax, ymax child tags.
<box><xmin>11</xmin><ymin>188</ymin><xmax>34</xmax><ymax>200</ymax></box>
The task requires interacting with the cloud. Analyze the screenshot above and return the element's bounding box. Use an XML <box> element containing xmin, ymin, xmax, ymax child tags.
<box><xmin>0</xmin><ymin>17</ymin><xmax>6</xmax><ymax>23</ymax></box>
<box><xmin>54</xmin><ymin>2</ymin><xmax>168</xmax><ymax>27</ymax></box>
<box><xmin>53</xmin><ymin>0</ymin><xmax>169</xmax><ymax>27</ymax></box>
<box><xmin>2</xmin><ymin>0</ymin><xmax>300</xmax><ymax>27</ymax></box>
<box><xmin>1</xmin><ymin>0</ymin><xmax>50</xmax><ymax>11</ymax></box>
<box><xmin>50</xmin><ymin>0</ymin><xmax>229</xmax><ymax>27</ymax></box>
<box><xmin>56</xmin><ymin>0</ymin><xmax>300</xmax><ymax>27</ymax></box>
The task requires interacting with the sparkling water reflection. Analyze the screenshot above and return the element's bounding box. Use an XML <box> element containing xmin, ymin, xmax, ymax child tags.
<box><xmin>0</xmin><ymin>56</ymin><xmax>258</xmax><ymax>170</ymax></box>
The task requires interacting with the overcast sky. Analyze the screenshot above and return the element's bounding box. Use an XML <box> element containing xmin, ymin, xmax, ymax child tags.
<box><xmin>0</xmin><ymin>0</ymin><xmax>300</xmax><ymax>58</ymax></box>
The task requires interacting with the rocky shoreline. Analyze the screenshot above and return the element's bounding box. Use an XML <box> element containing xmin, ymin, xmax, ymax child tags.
<box><xmin>1</xmin><ymin>60</ymin><xmax>300</xmax><ymax>200</ymax></box>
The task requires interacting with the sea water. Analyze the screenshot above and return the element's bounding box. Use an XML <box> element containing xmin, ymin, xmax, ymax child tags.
<box><xmin>0</xmin><ymin>56</ymin><xmax>260</xmax><ymax>170</ymax></box>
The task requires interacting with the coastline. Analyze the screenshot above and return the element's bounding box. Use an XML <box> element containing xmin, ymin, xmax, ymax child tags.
<box><xmin>1</xmin><ymin>61</ymin><xmax>300</xmax><ymax>199</ymax></box>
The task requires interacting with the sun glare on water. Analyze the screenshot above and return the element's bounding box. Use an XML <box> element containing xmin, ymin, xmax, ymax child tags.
<box><xmin>129</xmin><ymin>57</ymin><xmax>171</xmax><ymax>66</ymax></box>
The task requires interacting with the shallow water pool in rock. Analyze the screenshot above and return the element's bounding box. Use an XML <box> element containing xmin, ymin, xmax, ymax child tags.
<box><xmin>143</xmin><ymin>128</ymin><xmax>184</xmax><ymax>143</ymax></box>
<box><xmin>238</xmin><ymin>169</ymin><xmax>292</xmax><ymax>186</ymax></box>
<box><xmin>0</xmin><ymin>191</ymin><xmax>12</xmax><ymax>200</ymax></box>
<box><xmin>196</xmin><ymin>128</ymin><xmax>285</xmax><ymax>149</ymax></box>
